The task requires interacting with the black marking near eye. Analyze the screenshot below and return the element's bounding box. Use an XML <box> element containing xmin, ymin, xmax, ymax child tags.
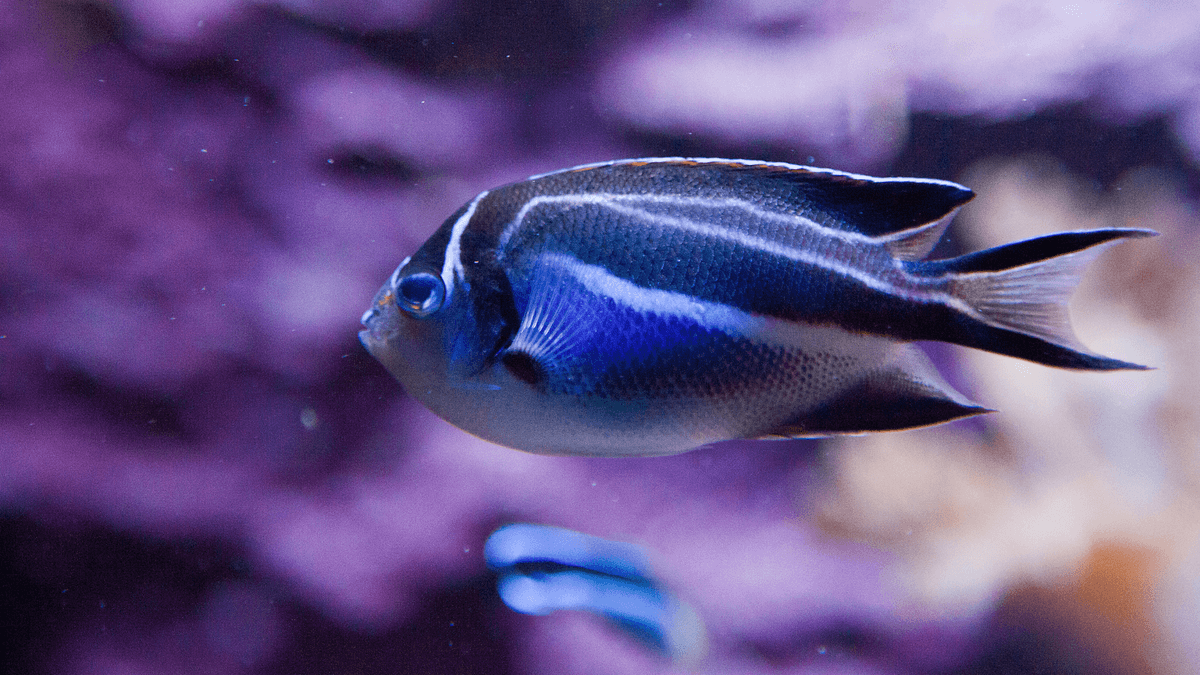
<box><xmin>395</xmin><ymin>272</ymin><xmax>444</xmax><ymax>317</ymax></box>
<box><xmin>501</xmin><ymin>350</ymin><xmax>545</xmax><ymax>387</ymax></box>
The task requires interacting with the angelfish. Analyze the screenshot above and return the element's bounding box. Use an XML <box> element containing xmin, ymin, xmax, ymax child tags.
<box><xmin>359</xmin><ymin>158</ymin><xmax>1155</xmax><ymax>456</ymax></box>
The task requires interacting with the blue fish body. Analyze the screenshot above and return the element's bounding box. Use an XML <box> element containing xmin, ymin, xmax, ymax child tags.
<box><xmin>359</xmin><ymin>158</ymin><xmax>1155</xmax><ymax>456</ymax></box>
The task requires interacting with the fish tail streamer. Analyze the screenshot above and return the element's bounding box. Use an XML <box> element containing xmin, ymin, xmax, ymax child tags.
<box><xmin>927</xmin><ymin>228</ymin><xmax>1157</xmax><ymax>370</ymax></box>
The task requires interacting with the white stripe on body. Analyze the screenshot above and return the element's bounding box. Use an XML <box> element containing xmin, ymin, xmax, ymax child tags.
<box><xmin>518</xmin><ymin>252</ymin><xmax>901</xmax><ymax>417</ymax></box>
<box><xmin>534</xmin><ymin>252</ymin><xmax>766</xmax><ymax>338</ymax></box>
<box><xmin>441</xmin><ymin>190</ymin><xmax>490</xmax><ymax>300</ymax></box>
<box><xmin>501</xmin><ymin>192</ymin><xmax>887</xmax><ymax>249</ymax></box>
<box><xmin>497</xmin><ymin>193</ymin><xmax>976</xmax><ymax>317</ymax></box>
<box><xmin>388</xmin><ymin>256</ymin><xmax>412</xmax><ymax>289</ymax></box>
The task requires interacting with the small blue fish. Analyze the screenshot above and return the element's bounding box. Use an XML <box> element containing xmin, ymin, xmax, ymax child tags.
<box><xmin>485</xmin><ymin>524</ymin><xmax>706</xmax><ymax>664</ymax></box>
<box><xmin>359</xmin><ymin>158</ymin><xmax>1155</xmax><ymax>456</ymax></box>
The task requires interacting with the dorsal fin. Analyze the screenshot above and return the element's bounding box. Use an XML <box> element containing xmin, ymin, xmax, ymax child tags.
<box><xmin>721</xmin><ymin>161</ymin><xmax>974</xmax><ymax>239</ymax></box>
<box><xmin>541</xmin><ymin>158</ymin><xmax>975</xmax><ymax>240</ymax></box>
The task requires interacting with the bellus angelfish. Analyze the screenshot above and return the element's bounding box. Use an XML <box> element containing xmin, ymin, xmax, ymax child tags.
<box><xmin>359</xmin><ymin>158</ymin><xmax>1155</xmax><ymax>456</ymax></box>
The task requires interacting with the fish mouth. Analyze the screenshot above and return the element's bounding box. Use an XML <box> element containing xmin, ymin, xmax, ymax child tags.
<box><xmin>360</xmin><ymin>306</ymin><xmax>381</xmax><ymax>327</ymax></box>
<box><xmin>359</xmin><ymin>303</ymin><xmax>388</xmax><ymax>347</ymax></box>
<box><xmin>358</xmin><ymin>305</ymin><xmax>401</xmax><ymax>356</ymax></box>
<box><xmin>358</xmin><ymin>306</ymin><xmax>379</xmax><ymax>352</ymax></box>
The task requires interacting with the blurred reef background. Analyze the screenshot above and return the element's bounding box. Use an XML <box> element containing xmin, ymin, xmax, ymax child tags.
<box><xmin>2</xmin><ymin>0</ymin><xmax>1200</xmax><ymax>673</ymax></box>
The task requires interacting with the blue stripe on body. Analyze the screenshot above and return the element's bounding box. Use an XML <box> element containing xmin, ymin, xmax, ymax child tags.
<box><xmin>507</xmin><ymin>254</ymin><xmax>852</xmax><ymax>413</ymax></box>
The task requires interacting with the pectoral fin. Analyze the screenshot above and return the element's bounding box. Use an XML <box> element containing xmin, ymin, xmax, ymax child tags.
<box><xmin>500</xmin><ymin>255</ymin><xmax>604</xmax><ymax>388</ymax></box>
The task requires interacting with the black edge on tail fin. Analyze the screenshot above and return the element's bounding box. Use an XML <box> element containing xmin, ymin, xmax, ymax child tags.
<box><xmin>915</xmin><ymin>228</ymin><xmax>1158</xmax><ymax>371</ymax></box>
<box><xmin>933</xmin><ymin>229</ymin><xmax>1156</xmax><ymax>273</ymax></box>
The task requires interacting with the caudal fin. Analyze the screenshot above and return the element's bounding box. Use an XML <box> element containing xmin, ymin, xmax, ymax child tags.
<box><xmin>924</xmin><ymin>228</ymin><xmax>1157</xmax><ymax>371</ymax></box>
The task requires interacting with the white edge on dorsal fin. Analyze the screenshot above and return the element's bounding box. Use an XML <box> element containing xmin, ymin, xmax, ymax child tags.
<box><xmin>878</xmin><ymin>208</ymin><xmax>961</xmax><ymax>262</ymax></box>
<box><xmin>526</xmin><ymin>157</ymin><xmax>968</xmax><ymax>190</ymax></box>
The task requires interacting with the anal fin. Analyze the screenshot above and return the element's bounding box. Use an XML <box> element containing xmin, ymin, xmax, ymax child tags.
<box><xmin>769</xmin><ymin>344</ymin><xmax>992</xmax><ymax>437</ymax></box>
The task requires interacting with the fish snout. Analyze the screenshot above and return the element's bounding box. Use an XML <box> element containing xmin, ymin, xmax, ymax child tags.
<box><xmin>360</xmin><ymin>306</ymin><xmax>381</xmax><ymax>327</ymax></box>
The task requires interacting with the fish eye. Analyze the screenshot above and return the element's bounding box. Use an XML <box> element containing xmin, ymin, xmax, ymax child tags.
<box><xmin>395</xmin><ymin>272</ymin><xmax>445</xmax><ymax>317</ymax></box>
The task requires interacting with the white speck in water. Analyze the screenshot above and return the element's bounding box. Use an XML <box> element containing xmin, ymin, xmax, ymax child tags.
<box><xmin>201</xmin><ymin>148</ymin><xmax>207</xmax><ymax>153</ymax></box>
<box><xmin>327</xmin><ymin>158</ymin><xmax>334</xmax><ymax>164</ymax></box>
<box><xmin>300</xmin><ymin>407</ymin><xmax>319</xmax><ymax>430</ymax></box>
<box><xmin>817</xmin><ymin>645</ymin><xmax>827</xmax><ymax>655</ymax></box>
<box><xmin>463</xmin><ymin>547</ymin><xmax>470</xmax><ymax>553</ymax></box>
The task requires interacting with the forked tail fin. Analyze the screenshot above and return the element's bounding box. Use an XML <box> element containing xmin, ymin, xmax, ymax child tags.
<box><xmin>919</xmin><ymin>228</ymin><xmax>1158</xmax><ymax>371</ymax></box>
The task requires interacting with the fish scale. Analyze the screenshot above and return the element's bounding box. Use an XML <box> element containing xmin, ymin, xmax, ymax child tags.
<box><xmin>360</xmin><ymin>157</ymin><xmax>1156</xmax><ymax>456</ymax></box>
